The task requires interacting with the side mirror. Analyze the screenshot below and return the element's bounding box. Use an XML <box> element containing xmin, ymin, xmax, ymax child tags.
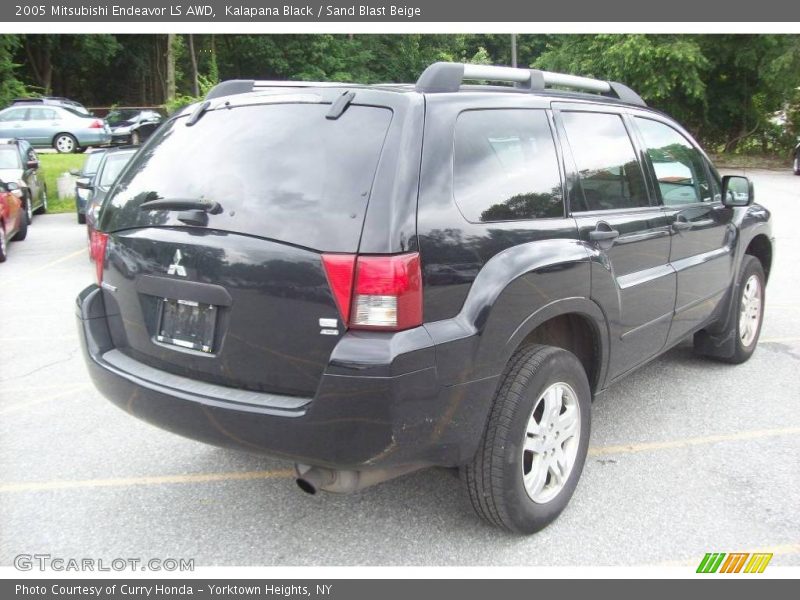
<box><xmin>721</xmin><ymin>175</ymin><xmax>753</xmax><ymax>208</ymax></box>
<box><xmin>76</xmin><ymin>178</ymin><xmax>93</xmax><ymax>190</ymax></box>
<box><xmin>26</xmin><ymin>159</ymin><xmax>39</xmax><ymax>169</ymax></box>
<box><xmin>69</xmin><ymin>168</ymin><xmax>81</xmax><ymax>176</ymax></box>
<box><xmin>5</xmin><ymin>181</ymin><xmax>23</xmax><ymax>199</ymax></box>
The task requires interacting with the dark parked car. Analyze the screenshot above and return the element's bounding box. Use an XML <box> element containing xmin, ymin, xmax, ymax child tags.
<box><xmin>107</xmin><ymin>109</ymin><xmax>163</xmax><ymax>146</ymax></box>
<box><xmin>0</xmin><ymin>138</ymin><xmax>47</xmax><ymax>223</ymax></box>
<box><xmin>77</xmin><ymin>63</ymin><xmax>773</xmax><ymax>534</ymax></box>
<box><xmin>72</xmin><ymin>148</ymin><xmax>107</xmax><ymax>224</ymax></box>
<box><xmin>79</xmin><ymin>147</ymin><xmax>137</xmax><ymax>236</ymax></box>
<box><xmin>0</xmin><ymin>180</ymin><xmax>27</xmax><ymax>261</ymax></box>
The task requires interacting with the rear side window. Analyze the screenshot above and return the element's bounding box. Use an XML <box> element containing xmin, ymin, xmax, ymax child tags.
<box><xmin>635</xmin><ymin>117</ymin><xmax>713</xmax><ymax>205</ymax></box>
<box><xmin>561</xmin><ymin>111</ymin><xmax>649</xmax><ymax>212</ymax></box>
<box><xmin>100</xmin><ymin>103</ymin><xmax>392</xmax><ymax>252</ymax></box>
<box><xmin>83</xmin><ymin>151</ymin><xmax>105</xmax><ymax>175</ymax></box>
<box><xmin>453</xmin><ymin>109</ymin><xmax>563</xmax><ymax>222</ymax></box>
<box><xmin>99</xmin><ymin>152</ymin><xmax>135</xmax><ymax>187</ymax></box>
<box><xmin>28</xmin><ymin>108</ymin><xmax>57</xmax><ymax>120</ymax></box>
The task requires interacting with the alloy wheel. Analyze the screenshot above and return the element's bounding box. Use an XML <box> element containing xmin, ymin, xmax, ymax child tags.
<box><xmin>55</xmin><ymin>135</ymin><xmax>75</xmax><ymax>153</ymax></box>
<box><xmin>522</xmin><ymin>381</ymin><xmax>581</xmax><ymax>504</ymax></box>
<box><xmin>739</xmin><ymin>274</ymin><xmax>762</xmax><ymax>347</ymax></box>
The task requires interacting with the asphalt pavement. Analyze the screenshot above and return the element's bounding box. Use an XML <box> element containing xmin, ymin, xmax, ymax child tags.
<box><xmin>1</xmin><ymin>169</ymin><xmax>798</xmax><ymax>568</ymax></box>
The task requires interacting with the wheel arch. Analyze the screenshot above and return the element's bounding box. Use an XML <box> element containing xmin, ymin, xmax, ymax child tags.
<box><xmin>503</xmin><ymin>300</ymin><xmax>609</xmax><ymax>394</ymax></box>
<box><xmin>744</xmin><ymin>233</ymin><xmax>772</xmax><ymax>283</ymax></box>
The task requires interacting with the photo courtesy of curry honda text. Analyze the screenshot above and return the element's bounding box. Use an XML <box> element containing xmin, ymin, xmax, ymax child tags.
<box><xmin>76</xmin><ymin>63</ymin><xmax>773</xmax><ymax>534</ymax></box>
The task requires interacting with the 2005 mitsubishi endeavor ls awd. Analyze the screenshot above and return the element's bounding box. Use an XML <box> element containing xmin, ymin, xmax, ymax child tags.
<box><xmin>77</xmin><ymin>62</ymin><xmax>773</xmax><ymax>533</ymax></box>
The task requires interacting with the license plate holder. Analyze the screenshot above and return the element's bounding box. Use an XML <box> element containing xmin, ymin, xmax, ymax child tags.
<box><xmin>156</xmin><ymin>298</ymin><xmax>217</xmax><ymax>353</ymax></box>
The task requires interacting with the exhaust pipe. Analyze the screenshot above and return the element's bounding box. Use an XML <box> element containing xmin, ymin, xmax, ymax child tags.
<box><xmin>295</xmin><ymin>464</ymin><xmax>421</xmax><ymax>495</ymax></box>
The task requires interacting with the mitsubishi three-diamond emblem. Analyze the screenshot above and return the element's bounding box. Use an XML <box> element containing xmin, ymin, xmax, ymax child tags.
<box><xmin>167</xmin><ymin>249</ymin><xmax>187</xmax><ymax>277</ymax></box>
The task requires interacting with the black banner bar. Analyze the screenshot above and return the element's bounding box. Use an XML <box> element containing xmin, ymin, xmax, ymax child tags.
<box><xmin>3</xmin><ymin>0</ymin><xmax>800</xmax><ymax>22</ymax></box>
<box><xmin>3</xmin><ymin>579</ymin><xmax>799</xmax><ymax>600</ymax></box>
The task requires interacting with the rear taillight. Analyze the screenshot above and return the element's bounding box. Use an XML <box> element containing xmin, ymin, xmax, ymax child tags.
<box><xmin>322</xmin><ymin>252</ymin><xmax>422</xmax><ymax>332</ymax></box>
<box><xmin>90</xmin><ymin>231</ymin><xmax>108</xmax><ymax>283</ymax></box>
<box><xmin>89</xmin><ymin>119</ymin><xmax>104</xmax><ymax>129</ymax></box>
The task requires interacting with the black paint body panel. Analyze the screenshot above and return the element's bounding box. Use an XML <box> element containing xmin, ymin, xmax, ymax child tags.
<box><xmin>77</xmin><ymin>84</ymin><xmax>773</xmax><ymax>470</ymax></box>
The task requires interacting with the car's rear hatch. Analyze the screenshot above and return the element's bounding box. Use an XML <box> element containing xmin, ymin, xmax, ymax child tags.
<box><xmin>97</xmin><ymin>96</ymin><xmax>394</xmax><ymax>397</ymax></box>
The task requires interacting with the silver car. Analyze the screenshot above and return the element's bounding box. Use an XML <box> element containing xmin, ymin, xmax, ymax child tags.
<box><xmin>0</xmin><ymin>105</ymin><xmax>111</xmax><ymax>153</ymax></box>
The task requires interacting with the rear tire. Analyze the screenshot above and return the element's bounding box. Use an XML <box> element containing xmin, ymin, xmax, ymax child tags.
<box><xmin>53</xmin><ymin>133</ymin><xmax>78</xmax><ymax>154</ymax></box>
<box><xmin>794</xmin><ymin>154</ymin><xmax>800</xmax><ymax>175</ymax></box>
<box><xmin>34</xmin><ymin>187</ymin><xmax>48</xmax><ymax>215</ymax></box>
<box><xmin>463</xmin><ymin>344</ymin><xmax>591</xmax><ymax>534</ymax></box>
<box><xmin>77</xmin><ymin>211</ymin><xmax>86</xmax><ymax>225</ymax></box>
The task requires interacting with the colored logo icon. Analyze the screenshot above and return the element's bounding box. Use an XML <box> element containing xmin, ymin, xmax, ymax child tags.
<box><xmin>697</xmin><ymin>552</ymin><xmax>773</xmax><ymax>573</ymax></box>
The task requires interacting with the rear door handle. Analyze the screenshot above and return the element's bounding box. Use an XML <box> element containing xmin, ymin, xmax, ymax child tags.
<box><xmin>672</xmin><ymin>218</ymin><xmax>692</xmax><ymax>232</ymax></box>
<box><xmin>589</xmin><ymin>228</ymin><xmax>620</xmax><ymax>242</ymax></box>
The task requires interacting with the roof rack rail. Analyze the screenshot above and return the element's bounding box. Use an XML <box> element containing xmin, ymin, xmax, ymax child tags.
<box><xmin>415</xmin><ymin>62</ymin><xmax>646</xmax><ymax>107</ymax></box>
<box><xmin>205</xmin><ymin>79</ymin><xmax>355</xmax><ymax>100</ymax></box>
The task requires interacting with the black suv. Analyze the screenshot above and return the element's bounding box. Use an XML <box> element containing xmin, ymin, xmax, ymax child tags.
<box><xmin>77</xmin><ymin>63</ymin><xmax>773</xmax><ymax>534</ymax></box>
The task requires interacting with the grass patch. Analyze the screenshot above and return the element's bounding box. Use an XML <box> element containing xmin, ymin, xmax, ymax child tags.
<box><xmin>38</xmin><ymin>153</ymin><xmax>87</xmax><ymax>214</ymax></box>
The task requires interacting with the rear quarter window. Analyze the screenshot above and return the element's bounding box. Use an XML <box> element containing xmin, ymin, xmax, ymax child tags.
<box><xmin>453</xmin><ymin>109</ymin><xmax>563</xmax><ymax>223</ymax></box>
<box><xmin>100</xmin><ymin>102</ymin><xmax>392</xmax><ymax>253</ymax></box>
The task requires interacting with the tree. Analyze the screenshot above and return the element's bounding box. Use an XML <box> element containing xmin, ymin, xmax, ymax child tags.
<box><xmin>0</xmin><ymin>35</ymin><xmax>26</xmax><ymax>107</ymax></box>
<box><xmin>534</xmin><ymin>35</ymin><xmax>709</xmax><ymax>133</ymax></box>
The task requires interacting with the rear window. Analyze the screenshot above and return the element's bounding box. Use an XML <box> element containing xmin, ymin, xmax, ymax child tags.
<box><xmin>100</xmin><ymin>102</ymin><xmax>393</xmax><ymax>252</ymax></box>
<box><xmin>0</xmin><ymin>146</ymin><xmax>21</xmax><ymax>169</ymax></box>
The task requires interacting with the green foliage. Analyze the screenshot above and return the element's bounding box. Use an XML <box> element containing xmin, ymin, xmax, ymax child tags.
<box><xmin>534</xmin><ymin>35</ymin><xmax>708</xmax><ymax>129</ymax></box>
<box><xmin>0</xmin><ymin>35</ymin><xmax>27</xmax><ymax>107</ymax></box>
<box><xmin>3</xmin><ymin>34</ymin><xmax>799</xmax><ymax>153</ymax></box>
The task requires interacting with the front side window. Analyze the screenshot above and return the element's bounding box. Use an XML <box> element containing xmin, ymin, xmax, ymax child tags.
<box><xmin>635</xmin><ymin>117</ymin><xmax>712</xmax><ymax>205</ymax></box>
<box><xmin>561</xmin><ymin>111</ymin><xmax>649</xmax><ymax>212</ymax></box>
<box><xmin>453</xmin><ymin>109</ymin><xmax>563</xmax><ymax>223</ymax></box>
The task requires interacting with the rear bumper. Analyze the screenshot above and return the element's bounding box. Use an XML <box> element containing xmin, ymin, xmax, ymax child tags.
<box><xmin>77</xmin><ymin>285</ymin><xmax>497</xmax><ymax>470</ymax></box>
<box><xmin>76</xmin><ymin>131</ymin><xmax>112</xmax><ymax>146</ymax></box>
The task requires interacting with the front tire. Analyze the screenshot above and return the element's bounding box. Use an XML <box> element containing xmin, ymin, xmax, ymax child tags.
<box><xmin>53</xmin><ymin>133</ymin><xmax>78</xmax><ymax>154</ymax></box>
<box><xmin>24</xmin><ymin>194</ymin><xmax>33</xmax><ymax>224</ymax></box>
<box><xmin>12</xmin><ymin>209</ymin><xmax>27</xmax><ymax>241</ymax></box>
<box><xmin>0</xmin><ymin>224</ymin><xmax>8</xmax><ymax>262</ymax></box>
<box><xmin>723</xmin><ymin>256</ymin><xmax>766</xmax><ymax>363</ymax></box>
<box><xmin>77</xmin><ymin>211</ymin><xmax>86</xmax><ymax>225</ymax></box>
<box><xmin>794</xmin><ymin>154</ymin><xmax>800</xmax><ymax>175</ymax></box>
<box><xmin>463</xmin><ymin>345</ymin><xmax>591</xmax><ymax>534</ymax></box>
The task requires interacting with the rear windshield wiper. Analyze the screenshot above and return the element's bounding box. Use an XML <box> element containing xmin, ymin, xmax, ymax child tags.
<box><xmin>139</xmin><ymin>198</ymin><xmax>223</xmax><ymax>214</ymax></box>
